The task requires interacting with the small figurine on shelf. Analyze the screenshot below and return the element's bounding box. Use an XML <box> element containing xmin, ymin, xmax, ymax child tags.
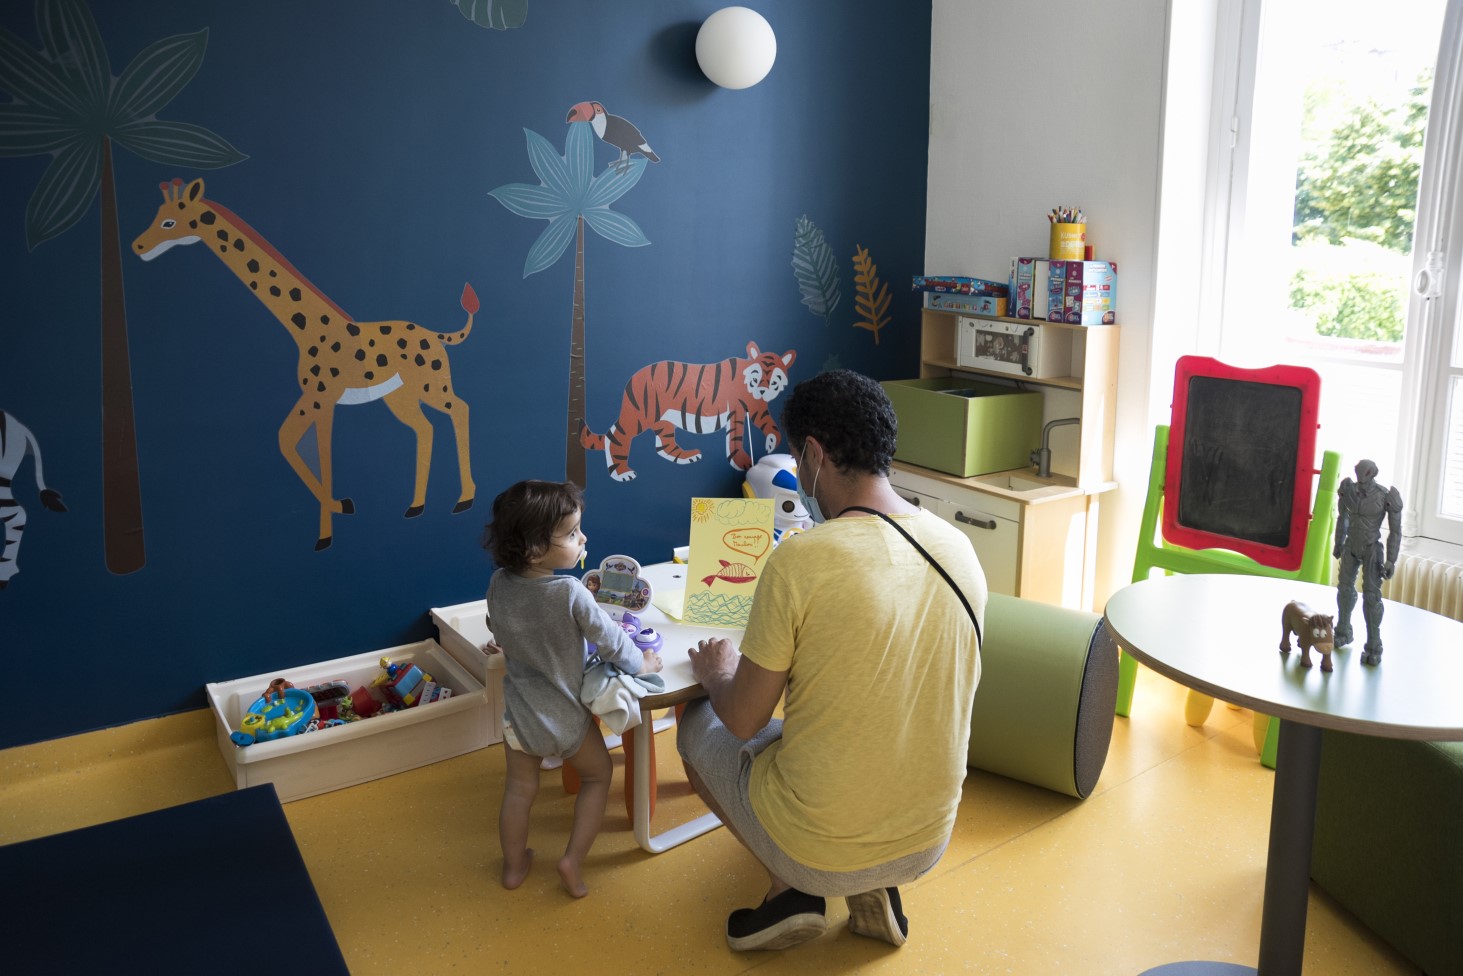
<box><xmin>1334</xmin><ymin>459</ymin><xmax>1404</xmax><ymax>665</ymax></box>
<box><xmin>1279</xmin><ymin>600</ymin><xmax>1336</xmax><ymax>672</ymax></box>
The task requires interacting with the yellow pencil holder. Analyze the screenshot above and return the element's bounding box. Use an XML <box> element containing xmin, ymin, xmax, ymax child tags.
<box><xmin>1049</xmin><ymin>223</ymin><xmax>1086</xmax><ymax>261</ymax></box>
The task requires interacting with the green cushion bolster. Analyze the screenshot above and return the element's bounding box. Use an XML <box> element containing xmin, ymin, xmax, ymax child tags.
<box><xmin>968</xmin><ymin>592</ymin><xmax>1116</xmax><ymax>798</ymax></box>
<box><xmin>1312</xmin><ymin>733</ymin><xmax>1463</xmax><ymax>976</ymax></box>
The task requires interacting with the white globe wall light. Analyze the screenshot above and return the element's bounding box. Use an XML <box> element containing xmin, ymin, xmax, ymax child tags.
<box><xmin>695</xmin><ymin>7</ymin><xmax>776</xmax><ymax>89</ymax></box>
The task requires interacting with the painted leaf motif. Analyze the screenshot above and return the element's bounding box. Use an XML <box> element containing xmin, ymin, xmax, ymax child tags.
<box><xmin>564</xmin><ymin>121</ymin><xmax>594</xmax><ymax>199</ymax></box>
<box><xmin>523</xmin><ymin>126</ymin><xmax>575</xmax><ymax>198</ymax></box>
<box><xmin>115</xmin><ymin>119</ymin><xmax>247</xmax><ymax>167</ymax></box>
<box><xmin>584</xmin><ymin>154</ymin><xmax>647</xmax><ymax>209</ymax></box>
<box><xmin>852</xmin><ymin>244</ymin><xmax>891</xmax><ymax>345</ymax></box>
<box><xmin>489</xmin><ymin>181</ymin><xmax>570</xmax><ymax>219</ymax></box>
<box><xmin>792</xmin><ymin>214</ymin><xmax>841</xmax><ymax>325</ymax></box>
<box><xmin>452</xmin><ymin>0</ymin><xmax>529</xmax><ymax>30</ymax></box>
<box><xmin>0</xmin><ymin>104</ymin><xmax>74</xmax><ymax>155</ymax></box>
<box><xmin>112</xmin><ymin>29</ymin><xmax>209</xmax><ymax>121</ymax></box>
<box><xmin>583</xmin><ymin>207</ymin><xmax>649</xmax><ymax>248</ymax></box>
<box><xmin>25</xmin><ymin>138</ymin><xmax>101</xmax><ymax>250</ymax></box>
<box><xmin>0</xmin><ymin>24</ymin><xmax>83</xmax><ymax>114</ymax></box>
<box><xmin>38</xmin><ymin>0</ymin><xmax>110</xmax><ymax>97</ymax></box>
<box><xmin>523</xmin><ymin>213</ymin><xmax>577</xmax><ymax>277</ymax></box>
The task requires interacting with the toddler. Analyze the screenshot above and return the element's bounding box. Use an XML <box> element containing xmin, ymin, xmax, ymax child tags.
<box><xmin>482</xmin><ymin>480</ymin><xmax>662</xmax><ymax>897</ymax></box>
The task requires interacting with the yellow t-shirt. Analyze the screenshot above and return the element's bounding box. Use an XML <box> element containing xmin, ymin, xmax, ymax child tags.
<box><xmin>742</xmin><ymin>509</ymin><xmax>986</xmax><ymax>872</ymax></box>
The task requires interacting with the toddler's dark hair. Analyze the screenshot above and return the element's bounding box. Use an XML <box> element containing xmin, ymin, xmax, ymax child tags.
<box><xmin>483</xmin><ymin>480</ymin><xmax>584</xmax><ymax>572</ymax></box>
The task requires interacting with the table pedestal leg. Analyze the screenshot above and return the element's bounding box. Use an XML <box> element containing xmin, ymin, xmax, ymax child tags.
<box><xmin>619</xmin><ymin>705</ymin><xmax>690</xmax><ymax>825</ymax></box>
<box><xmin>629</xmin><ymin>702</ymin><xmax>722</xmax><ymax>853</ymax></box>
<box><xmin>1257</xmin><ymin>719</ymin><xmax>1322</xmax><ymax>975</ymax></box>
<box><xmin>621</xmin><ymin>713</ymin><xmax>655</xmax><ymax>824</ymax></box>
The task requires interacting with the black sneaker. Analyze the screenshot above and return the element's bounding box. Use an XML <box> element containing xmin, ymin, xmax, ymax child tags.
<box><xmin>726</xmin><ymin>888</ymin><xmax>828</xmax><ymax>951</ymax></box>
<box><xmin>845</xmin><ymin>886</ymin><xmax>908</xmax><ymax>946</ymax></box>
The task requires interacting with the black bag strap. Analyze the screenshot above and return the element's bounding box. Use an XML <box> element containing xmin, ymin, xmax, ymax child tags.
<box><xmin>839</xmin><ymin>506</ymin><xmax>982</xmax><ymax>647</ymax></box>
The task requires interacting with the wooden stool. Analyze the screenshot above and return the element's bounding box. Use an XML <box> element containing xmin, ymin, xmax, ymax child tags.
<box><xmin>560</xmin><ymin>705</ymin><xmax>688</xmax><ymax>823</ymax></box>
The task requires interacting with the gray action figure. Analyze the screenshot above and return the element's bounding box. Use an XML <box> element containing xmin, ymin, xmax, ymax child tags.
<box><xmin>1333</xmin><ymin>459</ymin><xmax>1403</xmax><ymax>665</ymax></box>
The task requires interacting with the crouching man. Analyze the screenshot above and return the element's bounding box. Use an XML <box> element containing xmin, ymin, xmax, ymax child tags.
<box><xmin>678</xmin><ymin>370</ymin><xmax>987</xmax><ymax>951</ymax></box>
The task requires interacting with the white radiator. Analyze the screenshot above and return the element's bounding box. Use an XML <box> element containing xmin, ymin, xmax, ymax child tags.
<box><xmin>1382</xmin><ymin>551</ymin><xmax>1463</xmax><ymax>621</ymax></box>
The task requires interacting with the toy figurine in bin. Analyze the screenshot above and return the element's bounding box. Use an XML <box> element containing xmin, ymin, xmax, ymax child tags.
<box><xmin>374</xmin><ymin>655</ymin><xmax>438</xmax><ymax>708</ymax></box>
<box><xmin>306</xmin><ymin>680</ymin><xmax>353</xmax><ymax>722</ymax></box>
<box><xmin>230</xmin><ymin>677</ymin><xmax>318</xmax><ymax>747</ymax></box>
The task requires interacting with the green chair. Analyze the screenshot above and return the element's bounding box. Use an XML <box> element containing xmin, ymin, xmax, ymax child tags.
<box><xmin>1115</xmin><ymin>424</ymin><xmax>1341</xmax><ymax>767</ymax></box>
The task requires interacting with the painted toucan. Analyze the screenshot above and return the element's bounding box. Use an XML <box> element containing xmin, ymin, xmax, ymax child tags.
<box><xmin>566</xmin><ymin>100</ymin><xmax>660</xmax><ymax>173</ymax></box>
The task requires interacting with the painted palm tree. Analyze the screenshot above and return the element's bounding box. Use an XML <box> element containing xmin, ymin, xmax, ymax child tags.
<box><xmin>490</xmin><ymin>121</ymin><xmax>649</xmax><ymax>487</ymax></box>
<box><xmin>0</xmin><ymin>0</ymin><xmax>245</xmax><ymax>574</ymax></box>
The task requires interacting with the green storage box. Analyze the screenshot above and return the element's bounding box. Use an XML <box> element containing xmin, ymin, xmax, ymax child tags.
<box><xmin>882</xmin><ymin>377</ymin><xmax>1043</xmax><ymax>477</ymax></box>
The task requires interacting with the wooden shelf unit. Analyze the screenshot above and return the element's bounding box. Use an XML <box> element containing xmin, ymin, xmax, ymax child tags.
<box><xmin>916</xmin><ymin>308</ymin><xmax>1118</xmax><ymax>487</ymax></box>
<box><xmin>889</xmin><ymin>307</ymin><xmax>1121</xmax><ymax>609</ymax></box>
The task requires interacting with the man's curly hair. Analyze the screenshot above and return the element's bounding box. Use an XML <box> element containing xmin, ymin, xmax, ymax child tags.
<box><xmin>482</xmin><ymin>480</ymin><xmax>584</xmax><ymax>573</ymax></box>
<box><xmin>780</xmin><ymin>369</ymin><xmax>897</xmax><ymax>475</ymax></box>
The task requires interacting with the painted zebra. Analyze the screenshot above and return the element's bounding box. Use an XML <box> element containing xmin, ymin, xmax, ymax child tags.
<box><xmin>1</xmin><ymin>411</ymin><xmax>67</xmax><ymax>589</ymax></box>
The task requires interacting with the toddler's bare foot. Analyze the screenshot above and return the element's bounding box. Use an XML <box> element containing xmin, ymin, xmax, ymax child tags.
<box><xmin>558</xmin><ymin>855</ymin><xmax>588</xmax><ymax>898</ymax></box>
<box><xmin>502</xmin><ymin>848</ymin><xmax>534</xmax><ymax>890</ymax></box>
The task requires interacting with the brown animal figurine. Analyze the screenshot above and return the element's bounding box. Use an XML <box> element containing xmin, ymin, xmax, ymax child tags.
<box><xmin>262</xmin><ymin>677</ymin><xmax>295</xmax><ymax>705</ymax></box>
<box><xmin>1280</xmin><ymin>600</ymin><xmax>1336</xmax><ymax>672</ymax></box>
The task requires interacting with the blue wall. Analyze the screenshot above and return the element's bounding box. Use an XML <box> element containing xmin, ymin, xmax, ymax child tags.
<box><xmin>0</xmin><ymin>0</ymin><xmax>930</xmax><ymax>747</ymax></box>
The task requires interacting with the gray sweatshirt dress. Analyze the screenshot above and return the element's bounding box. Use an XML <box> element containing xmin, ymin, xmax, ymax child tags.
<box><xmin>486</xmin><ymin>570</ymin><xmax>643</xmax><ymax>758</ymax></box>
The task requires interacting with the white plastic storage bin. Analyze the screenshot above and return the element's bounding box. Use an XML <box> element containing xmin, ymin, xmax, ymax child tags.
<box><xmin>206</xmin><ymin>639</ymin><xmax>491</xmax><ymax>801</ymax></box>
<box><xmin>429</xmin><ymin>600</ymin><xmax>505</xmax><ymax>744</ymax></box>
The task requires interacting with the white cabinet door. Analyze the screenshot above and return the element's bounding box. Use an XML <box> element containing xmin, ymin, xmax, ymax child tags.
<box><xmin>889</xmin><ymin>470</ymin><xmax>1021</xmax><ymax>596</ymax></box>
<box><xmin>936</xmin><ymin>497</ymin><xmax>1018</xmax><ymax>596</ymax></box>
<box><xmin>892</xmin><ymin>483</ymin><xmax>943</xmax><ymax>512</ymax></box>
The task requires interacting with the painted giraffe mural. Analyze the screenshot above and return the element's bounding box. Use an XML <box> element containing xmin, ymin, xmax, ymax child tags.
<box><xmin>132</xmin><ymin>178</ymin><xmax>477</xmax><ymax>550</ymax></box>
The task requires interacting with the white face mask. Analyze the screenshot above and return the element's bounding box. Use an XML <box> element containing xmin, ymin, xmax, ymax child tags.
<box><xmin>797</xmin><ymin>443</ymin><xmax>826</xmax><ymax>524</ymax></box>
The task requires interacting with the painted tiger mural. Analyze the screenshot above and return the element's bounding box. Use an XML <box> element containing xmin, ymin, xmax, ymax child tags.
<box><xmin>580</xmin><ymin>342</ymin><xmax>797</xmax><ymax>482</ymax></box>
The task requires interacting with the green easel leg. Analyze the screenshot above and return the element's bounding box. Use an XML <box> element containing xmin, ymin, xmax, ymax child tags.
<box><xmin>1260</xmin><ymin>713</ymin><xmax>1280</xmax><ymax>769</ymax></box>
<box><xmin>1116</xmin><ymin>648</ymin><xmax>1139</xmax><ymax>717</ymax></box>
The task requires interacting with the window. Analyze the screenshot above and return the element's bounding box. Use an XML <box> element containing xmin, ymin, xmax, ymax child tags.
<box><xmin>1204</xmin><ymin>0</ymin><xmax>1463</xmax><ymax>545</ymax></box>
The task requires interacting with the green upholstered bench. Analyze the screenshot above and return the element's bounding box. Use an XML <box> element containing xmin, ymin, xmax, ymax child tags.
<box><xmin>1312</xmin><ymin>732</ymin><xmax>1463</xmax><ymax>976</ymax></box>
<box><xmin>967</xmin><ymin>592</ymin><xmax>1119</xmax><ymax>799</ymax></box>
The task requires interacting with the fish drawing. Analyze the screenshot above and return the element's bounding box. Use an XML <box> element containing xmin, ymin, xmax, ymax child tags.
<box><xmin>702</xmin><ymin>560</ymin><xmax>757</xmax><ymax>587</ymax></box>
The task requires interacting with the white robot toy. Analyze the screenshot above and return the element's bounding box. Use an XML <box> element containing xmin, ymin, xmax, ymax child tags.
<box><xmin>742</xmin><ymin>454</ymin><xmax>812</xmax><ymax>546</ymax></box>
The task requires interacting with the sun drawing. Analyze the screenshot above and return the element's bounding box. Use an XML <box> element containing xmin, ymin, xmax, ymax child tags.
<box><xmin>691</xmin><ymin>499</ymin><xmax>717</xmax><ymax>524</ymax></box>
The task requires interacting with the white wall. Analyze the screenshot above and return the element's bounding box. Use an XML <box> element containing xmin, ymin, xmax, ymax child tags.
<box><xmin>926</xmin><ymin>0</ymin><xmax>1184</xmax><ymax>606</ymax></box>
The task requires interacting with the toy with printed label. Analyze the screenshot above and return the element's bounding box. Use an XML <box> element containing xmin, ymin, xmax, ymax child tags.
<box><xmin>742</xmin><ymin>454</ymin><xmax>811</xmax><ymax>545</ymax></box>
<box><xmin>582</xmin><ymin>554</ymin><xmax>653</xmax><ymax>621</ymax></box>
<box><xmin>230</xmin><ymin>678</ymin><xmax>318</xmax><ymax>747</ymax></box>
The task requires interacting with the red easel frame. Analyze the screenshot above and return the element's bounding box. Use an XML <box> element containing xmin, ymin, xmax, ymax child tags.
<box><xmin>1162</xmin><ymin>356</ymin><xmax>1322</xmax><ymax>571</ymax></box>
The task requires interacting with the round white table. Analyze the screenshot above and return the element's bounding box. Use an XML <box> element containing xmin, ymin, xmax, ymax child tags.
<box><xmin>1104</xmin><ymin>573</ymin><xmax>1463</xmax><ymax>976</ymax></box>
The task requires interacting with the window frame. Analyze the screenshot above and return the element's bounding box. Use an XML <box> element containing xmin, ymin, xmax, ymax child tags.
<box><xmin>1400</xmin><ymin>0</ymin><xmax>1463</xmax><ymax>542</ymax></box>
<box><xmin>1205</xmin><ymin>0</ymin><xmax>1463</xmax><ymax>547</ymax></box>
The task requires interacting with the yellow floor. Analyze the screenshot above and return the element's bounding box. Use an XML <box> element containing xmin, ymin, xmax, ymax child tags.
<box><xmin>1</xmin><ymin>667</ymin><xmax>1418</xmax><ymax>975</ymax></box>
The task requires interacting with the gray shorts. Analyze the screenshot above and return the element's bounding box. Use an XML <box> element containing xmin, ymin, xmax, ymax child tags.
<box><xmin>675</xmin><ymin>700</ymin><xmax>947</xmax><ymax>898</ymax></box>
